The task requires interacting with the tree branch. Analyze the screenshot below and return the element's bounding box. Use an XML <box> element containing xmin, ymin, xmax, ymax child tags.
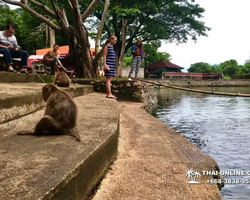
<box><xmin>66</xmin><ymin>0</ymin><xmax>73</xmax><ymax>10</ymax></box>
<box><xmin>95</xmin><ymin>0</ymin><xmax>110</xmax><ymax>57</ymax></box>
<box><xmin>2</xmin><ymin>0</ymin><xmax>61</xmax><ymax>31</ymax></box>
<box><xmin>82</xmin><ymin>0</ymin><xmax>100</xmax><ymax>22</ymax></box>
<box><xmin>27</xmin><ymin>0</ymin><xmax>57</xmax><ymax>19</ymax></box>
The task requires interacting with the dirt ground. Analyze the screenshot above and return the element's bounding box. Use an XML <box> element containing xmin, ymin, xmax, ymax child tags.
<box><xmin>92</xmin><ymin>101</ymin><xmax>222</xmax><ymax>200</ymax></box>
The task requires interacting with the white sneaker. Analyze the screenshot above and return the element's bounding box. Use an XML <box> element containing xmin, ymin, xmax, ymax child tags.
<box><xmin>128</xmin><ymin>78</ymin><xmax>132</xmax><ymax>81</ymax></box>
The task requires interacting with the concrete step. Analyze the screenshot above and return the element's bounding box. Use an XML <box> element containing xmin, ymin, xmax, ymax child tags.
<box><xmin>0</xmin><ymin>93</ymin><xmax>119</xmax><ymax>200</ymax></box>
<box><xmin>0</xmin><ymin>83</ymin><xmax>93</xmax><ymax>124</ymax></box>
<box><xmin>0</xmin><ymin>72</ymin><xmax>56</xmax><ymax>83</ymax></box>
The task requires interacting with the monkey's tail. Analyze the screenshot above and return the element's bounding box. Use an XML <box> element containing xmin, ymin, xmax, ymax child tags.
<box><xmin>17</xmin><ymin>130</ymin><xmax>34</xmax><ymax>135</ymax></box>
<box><xmin>65</xmin><ymin>131</ymin><xmax>81</xmax><ymax>142</ymax></box>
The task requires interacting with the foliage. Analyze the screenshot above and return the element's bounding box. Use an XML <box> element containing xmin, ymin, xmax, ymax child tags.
<box><xmin>123</xmin><ymin>41</ymin><xmax>171</xmax><ymax>67</ymax></box>
<box><xmin>231</xmin><ymin>74</ymin><xmax>250</xmax><ymax>79</ymax></box>
<box><xmin>88</xmin><ymin>0</ymin><xmax>210</xmax><ymax>57</ymax></box>
<box><xmin>155</xmin><ymin>67</ymin><xmax>167</xmax><ymax>77</ymax></box>
<box><xmin>123</xmin><ymin>56</ymin><xmax>132</xmax><ymax>67</ymax></box>
<box><xmin>186</xmin><ymin>59</ymin><xmax>250</xmax><ymax>78</ymax></box>
<box><xmin>143</xmin><ymin>41</ymin><xmax>171</xmax><ymax>66</ymax></box>
<box><xmin>188</xmin><ymin>62</ymin><xmax>216</xmax><ymax>73</ymax></box>
<box><xmin>219</xmin><ymin>59</ymin><xmax>238</xmax><ymax>76</ymax></box>
<box><xmin>0</xmin><ymin>2</ymin><xmax>19</xmax><ymax>30</ymax></box>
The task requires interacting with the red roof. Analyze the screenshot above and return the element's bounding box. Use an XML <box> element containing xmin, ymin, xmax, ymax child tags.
<box><xmin>145</xmin><ymin>61</ymin><xmax>184</xmax><ymax>69</ymax></box>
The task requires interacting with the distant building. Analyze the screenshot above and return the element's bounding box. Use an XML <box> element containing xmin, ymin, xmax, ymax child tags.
<box><xmin>144</xmin><ymin>61</ymin><xmax>184</xmax><ymax>78</ymax></box>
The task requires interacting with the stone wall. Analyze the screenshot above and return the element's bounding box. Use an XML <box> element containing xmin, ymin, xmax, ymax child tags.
<box><xmin>74</xmin><ymin>79</ymin><xmax>158</xmax><ymax>112</ymax></box>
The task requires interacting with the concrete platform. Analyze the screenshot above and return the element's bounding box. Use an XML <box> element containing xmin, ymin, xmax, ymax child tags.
<box><xmin>0</xmin><ymin>83</ymin><xmax>93</xmax><ymax>124</ymax></box>
<box><xmin>0</xmin><ymin>93</ymin><xmax>119</xmax><ymax>200</ymax></box>
<box><xmin>0</xmin><ymin>72</ymin><xmax>55</xmax><ymax>83</ymax></box>
<box><xmin>93</xmin><ymin>101</ymin><xmax>222</xmax><ymax>200</ymax></box>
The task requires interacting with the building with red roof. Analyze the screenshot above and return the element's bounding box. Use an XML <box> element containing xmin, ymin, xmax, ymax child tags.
<box><xmin>144</xmin><ymin>61</ymin><xmax>184</xmax><ymax>78</ymax></box>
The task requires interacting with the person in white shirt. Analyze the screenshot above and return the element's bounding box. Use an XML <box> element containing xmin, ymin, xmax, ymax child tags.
<box><xmin>0</xmin><ymin>23</ymin><xmax>29</xmax><ymax>73</ymax></box>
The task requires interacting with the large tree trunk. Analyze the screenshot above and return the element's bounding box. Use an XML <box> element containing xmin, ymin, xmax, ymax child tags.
<box><xmin>62</xmin><ymin>26</ymin><xmax>96</xmax><ymax>78</ymax></box>
<box><xmin>117</xmin><ymin>18</ymin><xmax>127</xmax><ymax>78</ymax></box>
<box><xmin>93</xmin><ymin>0</ymin><xmax>110</xmax><ymax>75</ymax></box>
<box><xmin>95</xmin><ymin>0</ymin><xmax>110</xmax><ymax>55</ymax></box>
<box><xmin>2</xmin><ymin>0</ymin><xmax>101</xmax><ymax>78</ymax></box>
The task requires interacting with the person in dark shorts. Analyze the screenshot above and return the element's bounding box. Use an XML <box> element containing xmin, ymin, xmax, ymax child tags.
<box><xmin>103</xmin><ymin>35</ymin><xmax>117</xmax><ymax>99</ymax></box>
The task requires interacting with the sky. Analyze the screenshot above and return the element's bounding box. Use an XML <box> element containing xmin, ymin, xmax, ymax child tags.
<box><xmin>158</xmin><ymin>0</ymin><xmax>250</xmax><ymax>72</ymax></box>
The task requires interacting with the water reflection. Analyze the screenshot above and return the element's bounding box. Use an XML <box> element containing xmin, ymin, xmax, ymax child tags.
<box><xmin>155</xmin><ymin>87</ymin><xmax>250</xmax><ymax>200</ymax></box>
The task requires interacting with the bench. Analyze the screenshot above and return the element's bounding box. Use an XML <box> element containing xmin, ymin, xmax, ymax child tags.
<box><xmin>0</xmin><ymin>53</ymin><xmax>21</xmax><ymax>71</ymax></box>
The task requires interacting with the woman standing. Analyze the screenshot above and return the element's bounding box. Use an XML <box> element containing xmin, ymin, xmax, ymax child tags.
<box><xmin>103</xmin><ymin>35</ymin><xmax>117</xmax><ymax>99</ymax></box>
<box><xmin>128</xmin><ymin>40</ymin><xmax>143</xmax><ymax>80</ymax></box>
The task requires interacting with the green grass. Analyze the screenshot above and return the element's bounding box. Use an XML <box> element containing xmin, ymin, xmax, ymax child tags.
<box><xmin>223</xmin><ymin>76</ymin><xmax>231</xmax><ymax>80</ymax></box>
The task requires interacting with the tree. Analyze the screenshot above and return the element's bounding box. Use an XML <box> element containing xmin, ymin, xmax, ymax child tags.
<box><xmin>2</xmin><ymin>0</ymin><xmax>108</xmax><ymax>78</ymax></box>
<box><xmin>143</xmin><ymin>41</ymin><xmax>171</xmax><ymax>66</ymax></box>
<box><xmin>237</xmin><ymin>63</ymin><xmax>250</xmax><ymax>74</ymax></box>
<box><xmin>219</xmin><ymin>59</ymin><xmax>238</xmax><ymax>76</ymax></box>
<box><xmin>187</xmin><ymin>62</ymin><xmax>211</xmax><ymax>73</ymax></box>
<box><xmin>89</xmin><ymin>0</ymin><xmax>210</xmax><ymax>61</ymax></box>
<box><xmin>122</xmin><ymin>41</ymin><xmax>171</xmax><ymax>67</ymax></box>
<box><xmin>0</xmin><ymin>2</ymin><xmax>20</xmax><ymax>29</ymax></box>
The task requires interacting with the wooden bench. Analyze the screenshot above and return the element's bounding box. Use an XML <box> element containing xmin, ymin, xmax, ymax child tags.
<box><xmin>0</xmin><ymin>53</ymin><xmax>21</xmax><ymax>71</ymax></box>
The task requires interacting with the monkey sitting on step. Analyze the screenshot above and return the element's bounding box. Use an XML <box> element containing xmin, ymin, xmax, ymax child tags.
<box><xmin>17</xmin><ymin>84</ymin><xmax>80</xmax><ymax>141</ymax></box>
<box><xmin>54</xmin><ymin>71</ymin><xmax>71</xmax><ymax>87</ymax></box>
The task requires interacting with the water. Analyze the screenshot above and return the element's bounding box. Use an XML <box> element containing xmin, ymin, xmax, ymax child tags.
<box><xmin>154</xmin><ymin>87</ymin><xmax>250</xmax><ymax>200</ymax></box>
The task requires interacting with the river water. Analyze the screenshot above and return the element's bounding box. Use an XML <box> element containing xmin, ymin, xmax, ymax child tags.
<box><xmin>154</xmin><ymin>86</ymin><xmax>250</xmax><ymax>200</ymax></box>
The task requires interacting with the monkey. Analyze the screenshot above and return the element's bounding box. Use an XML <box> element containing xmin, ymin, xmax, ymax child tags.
<box><xmin>54</xmin><ymin>71</ymin><xmax>71</xmax><ymax>87</ymax></box>
<box><xmin>17</xmin><ymin>84</ymin><xmax>80</xmax><ymax>141</ymax></box>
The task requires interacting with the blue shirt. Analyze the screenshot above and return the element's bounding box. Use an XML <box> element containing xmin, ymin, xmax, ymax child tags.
<box><xmin>131</xmin><ymin>44</ymin><xmax>142</xmax><ymax>57</ymax></box>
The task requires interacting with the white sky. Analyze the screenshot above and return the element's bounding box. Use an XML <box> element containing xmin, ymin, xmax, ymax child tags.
<box><xmin>159</xmin><ymin>0</ymin><xmax>250</xmax><ymax>71</ymax></box>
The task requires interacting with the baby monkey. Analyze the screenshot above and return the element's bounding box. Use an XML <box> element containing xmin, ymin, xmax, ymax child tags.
<box><xmin>54</xmin><ymin>71</ymin><xmax>71</xmax><ymax>87</ymax></box>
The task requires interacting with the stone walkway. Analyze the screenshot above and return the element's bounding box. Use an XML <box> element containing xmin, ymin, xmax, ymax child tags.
<box><xmin>92</xmin><ymin>101</ymin><xmax>222</xmax><ymax>200</ymax></box>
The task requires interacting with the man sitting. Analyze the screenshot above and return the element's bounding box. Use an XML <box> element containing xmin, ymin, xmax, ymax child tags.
<box><xmin>0</xmin><ymin>23</ymin><xmax>30</xmax><ymax>73</ymax></box>
<box><xmin>43</xmin><ymin>44</ymin><xmax>67</xmax><ymax>75</ymax></box>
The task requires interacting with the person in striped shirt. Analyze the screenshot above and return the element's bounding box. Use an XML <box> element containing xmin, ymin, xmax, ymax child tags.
<box><xmin>0</xmin><ymin>24</ymin><xmax>29</xmax><ymax>73</ymax></box>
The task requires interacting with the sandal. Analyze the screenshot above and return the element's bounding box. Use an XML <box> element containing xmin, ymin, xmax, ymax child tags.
<box><xmin>106</xmin><ymin>96</ymin><xmax>117</xmax><ymax>99</ymax></box>
<box><xmin>8</xmin><ymin>67</ymin><xmax>17</xmax><ymax>73</ymax></box>
<box><xmin>27</xmin><ymin>67</ymin><xmax>33</xmax><ymax>73</ymax></box>
<box><xmin>7</xmin><ymin>69</ymin><xmax>17</xmax><ymax>73</ymax></box>
<box><xmin>19</xmin><ymin>69</ymin><xmax>29</xmax><ymax>74</ymax></box>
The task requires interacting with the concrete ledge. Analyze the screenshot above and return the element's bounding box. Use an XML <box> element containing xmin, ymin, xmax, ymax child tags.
<box><xmin>0</xmin><ymin>72</ymin><xmax>56</xmax><ymax>83</ymax></box>
<box><xmin>93</xmin><ymin>101</ymin><xmax>222</xmax><ymax>200</ymax></box>
<box><xmin>0</xmin><ymin>93</ymin><xmax>119</xmax><ymax>200</ymax></box>
<box><xmin>0</xmin><ymin>83</ymin><xmax>93</xmax><ymax>124</ymax></box>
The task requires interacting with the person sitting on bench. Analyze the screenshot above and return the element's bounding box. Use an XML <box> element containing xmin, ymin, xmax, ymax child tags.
<box><xmin>0</xmin><ymin>23</ymin><xmax>30</xmax><ymax>73</ymax></box>
<box><xmin>43</xmin><ymin>44</ymin><xmax>67</xmax><ymax>75</ymax></box>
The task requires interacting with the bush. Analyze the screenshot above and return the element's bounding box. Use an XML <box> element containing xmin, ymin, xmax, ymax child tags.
<box><xmin>231</xmin><ymin>74</ymin><xmax>250</xmax><ymax>79</ymax></box>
